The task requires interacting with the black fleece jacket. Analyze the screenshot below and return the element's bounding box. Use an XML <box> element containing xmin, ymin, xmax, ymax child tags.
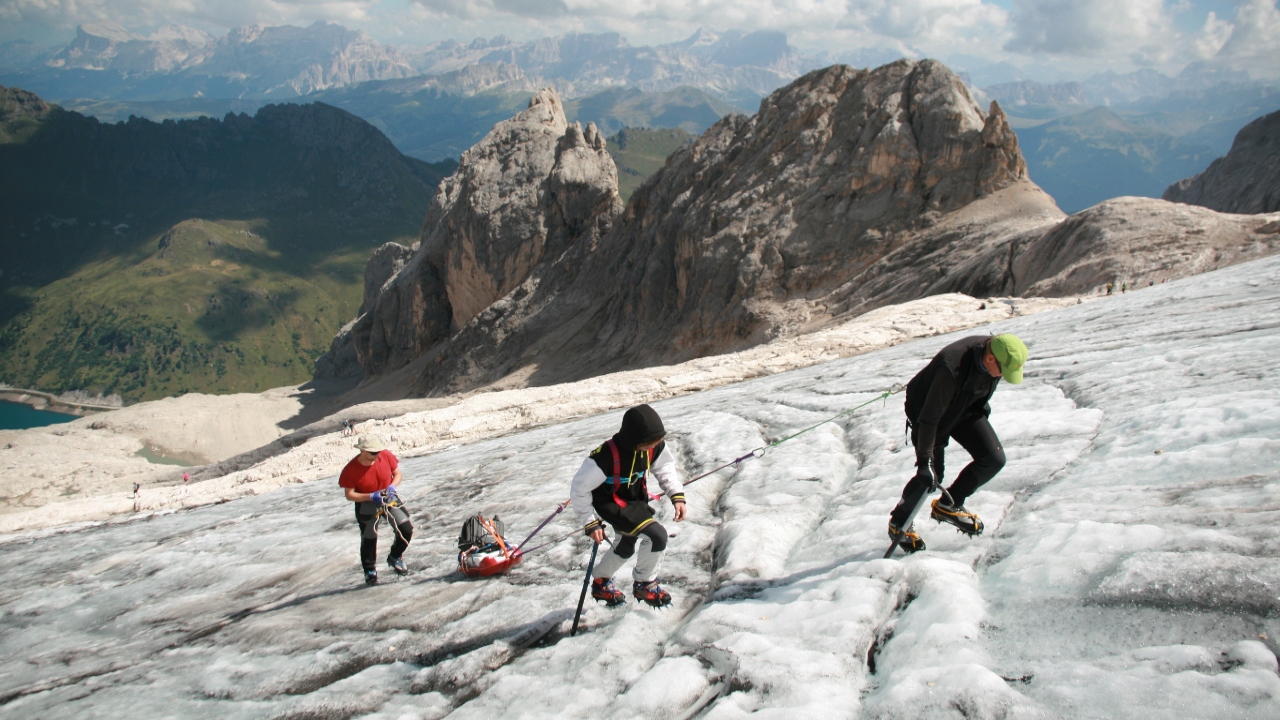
<box><xmin>904</xmin><ymin>335</ymin><xmax>1000</xmax><ymax>465</ymax></box>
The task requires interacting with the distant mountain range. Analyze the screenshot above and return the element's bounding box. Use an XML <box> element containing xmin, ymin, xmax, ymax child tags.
<box><xmin>0</xmin><ymin>86</ymin><xmax>453</xmax><ymax>401</ymax></box>
<box><xmin>1</xmin><ymin>22</ymin><xmax>819</xmax><ymax>108</ymax></box>
<box><xmin>984</xmin><ymin>65</ymin><xmax>1280</xmax><ymax>212</ymax></box>
<box><xmin>0</xmin><ymin>21</ymin><xmax>417</xmax><ymax>99</ymax></box>
<box><xmin>60</xmin><ymin>70</ymin><xmax>735</xmax><ymax>164</ymax></box>
<box><xmin>4</xmin><ymin>21</ymin><xmax>1280</xmax><ymax>231</ymax></box>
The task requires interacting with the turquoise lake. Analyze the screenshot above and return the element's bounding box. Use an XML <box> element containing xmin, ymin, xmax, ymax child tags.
<box><xmin>0</xmin><ymin>400</ymin><xmax>78</xmax><ymax>430</ymax></box>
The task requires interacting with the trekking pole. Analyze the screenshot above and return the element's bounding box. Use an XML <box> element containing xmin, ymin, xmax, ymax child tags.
<box><xmin>571</xmin><ymin>541</ymin><xmax>600</xmax><ymax>637</ymax></box>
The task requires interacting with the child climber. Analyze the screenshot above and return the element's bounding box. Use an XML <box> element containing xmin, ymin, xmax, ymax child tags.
<box><xmin>570</xmin><ymin>404</ymin><xmax>687</xmax><ymax>607</ymax></box>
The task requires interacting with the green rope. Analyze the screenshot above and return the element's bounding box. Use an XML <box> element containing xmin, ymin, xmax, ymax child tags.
<box><xmin>683</xmin><ymin>383</ymin><xmax>905</xmax><ymax>486</ymax></box>
<box><xmin>761</xmin><ymin>383</ymin><xmax>905</xmax><ymax>451</ymax></box>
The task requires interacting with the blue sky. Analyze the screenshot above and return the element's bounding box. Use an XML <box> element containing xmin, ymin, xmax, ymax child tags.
<box><xmin>2</xmin><ymin>0</ymin><xmax>1277</xmax><ymax>80</ymax></box>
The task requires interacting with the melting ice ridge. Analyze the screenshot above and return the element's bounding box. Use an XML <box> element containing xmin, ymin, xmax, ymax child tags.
<box><xmin>3</xmin><ymin>256</ymin><xmax>1280</xmax><ymax>718</ymax></box>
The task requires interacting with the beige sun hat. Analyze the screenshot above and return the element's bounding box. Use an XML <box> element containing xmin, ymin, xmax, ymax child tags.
<box><xmin>354</xmin><ymin>434</ymin><xmax>386</xmax><ymax>453</ymax></box>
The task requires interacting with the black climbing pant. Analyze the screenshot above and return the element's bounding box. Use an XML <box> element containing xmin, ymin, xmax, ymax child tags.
<box><xmin>891</xmin><ymin>417</ymin><xmax>1006</xmax><ymax>526</ymax></box>
<box><xmin>355</xmin><ymin>501</ymin><xmax>413</xmax><ymax>571</ymax></box>
<box><xmin>612</xmin><ymin>521</ymin><xmax>668</xmax><ymax>559</ymax></box>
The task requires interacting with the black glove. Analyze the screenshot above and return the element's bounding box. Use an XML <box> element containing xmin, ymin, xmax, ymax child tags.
<box><xmin>915</xmin><ymin>456</ymin><xmax>939</xmax><ymax>490</ymax></box>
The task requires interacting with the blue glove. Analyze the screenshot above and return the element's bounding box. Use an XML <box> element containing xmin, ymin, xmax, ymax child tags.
<box><xmin>370</xmin><ymin>489</ymin><xmax>386</xmax><ymax>506</ymax></box>
<box><xmin>384</xmin><ymin>485</ymin><xmax>398</xmax><ymax>501</ymax></box>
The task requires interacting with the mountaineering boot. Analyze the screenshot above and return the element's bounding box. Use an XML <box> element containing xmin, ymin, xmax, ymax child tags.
<box><xmin>931</xmin><ymin>498</ymin><xmax>984</xmax><ymax>536</ymax></box>
<box><xmin>633</xmin><ymin>579</ymin><xmax>672</xmax><ymax>608</ymax></box>
<box><xmin>888</xmin><ymin>522</ymin><xmax>926</xmax><ymax>553</ymax></box>
<box><xmin>591</xmin><ymin>577</ymin><xmax>626</xmax><ymax>606</ymax></box>
<box><xmin>364</xmin><ymin>568</ymin><xmax>378</xmax><ymax>586</ymax></box>
<box><xmin>388</xmin><ymin>556</ymin><xmax>408</xmax><ymax>576</ymax></box>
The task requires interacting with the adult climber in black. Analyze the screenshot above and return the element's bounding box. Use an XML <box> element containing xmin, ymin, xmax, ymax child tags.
<box><xmin>888</xmin><ymin>334</ymin><xmax>1027</xmax><ymax>553</ymax></box>
<box><xmin>570</xmin><ymin>404</ymin><xmax>687</xmax><ymax>607</ymax></box>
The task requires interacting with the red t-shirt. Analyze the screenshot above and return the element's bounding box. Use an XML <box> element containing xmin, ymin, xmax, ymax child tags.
<box><xmin>338</xmin><ymin>452</ymin><xmax>399</xmax><ymax>494</ymax></box>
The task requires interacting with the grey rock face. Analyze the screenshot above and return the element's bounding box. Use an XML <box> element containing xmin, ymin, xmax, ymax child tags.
<box><xmin>1163</xmin><ymin>110</ymin><xmax>1280</xmax><ymax>214</ymax></box>
<box><xmin>400</xmin><ymin>60</ymin><xmax>1028</xmax><ymax>393</ymax></box>
<box><xmin>331</xmin><ymin>58</ymin><xmax>1280</xmax><ymax>401</ymax></box>
<box><xmin>360</xmin><ymin>243</ymin><xmax>416</xmax><ymax>316</ymax></box>
<box><xmin>1002</xmin><ymin>198</ymin><xmax>1278</xmax><ymax>297</ymax></box>
<box><xmin>348</xmin><ymin>88</ymin><xmax>621</xmax><ymax>378</ymax></box>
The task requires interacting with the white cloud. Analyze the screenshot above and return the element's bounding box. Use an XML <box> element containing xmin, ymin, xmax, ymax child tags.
<box><xmin>399</xmin><ymin>0</ymin><xmax>1010</xmax><ymax>58</ymax></box>
<box><xmin>0</xmin><ymin>0</ymin><xmax>378</xmax><ymax>36</ymax></box>
<box><xmin>843</xmin><ymin>0</ymin><xmax>1007</xmax><ymax>43</ymax></box>
<box><xmin>1004</xmin><ymin>0</ymin><xmax>1177</xmax><ymax>61</ymax></box>
<box><xmin>1209</xmin><ymin>0</ymin><xmax>1280</xmax><ymax>77</ymax></box>
<box><xmin>1193</xmin><ymin>10</ymin><xmax>1233</xmax><ymax>59</ymax></box>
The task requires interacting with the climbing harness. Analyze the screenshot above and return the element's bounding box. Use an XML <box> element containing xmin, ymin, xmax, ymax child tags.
<box><xmin>372</xmin><ymin>491</ymin><xmax>412</xmax><ymax>548</ymax></box>
<box><xmin>602</xmin><ymin>440</ymin><xmax>658</xmax><ymax>508</ymax></box>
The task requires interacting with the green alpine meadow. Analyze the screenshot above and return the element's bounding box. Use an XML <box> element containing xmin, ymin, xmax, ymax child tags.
<box><xmin>0</xmin><ymin>86</ymin><xmax>454</xmax><ymax>401</ymax></box>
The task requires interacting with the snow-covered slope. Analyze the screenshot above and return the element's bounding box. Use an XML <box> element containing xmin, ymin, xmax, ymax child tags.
<box><xmin>3</xmin><ymin>257</ymin><xmax>1279</xmax><ymax>718</ymax></box>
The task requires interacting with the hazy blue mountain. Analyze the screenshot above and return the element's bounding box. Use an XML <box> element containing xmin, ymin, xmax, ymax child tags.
<box><xmin>562</xmin><ymin>86</ymin><xmax>742</xmax><ymax>136</ymax></box>
<box><xmin>402</xmin><ymin>27</ymin><xmax>819</xmax><ymax>108</ymax></box>
<box><xmin>0</xmin><ymin>40</ymin><xmax>52</xmax><ymax>73</ymax></box>
<box><xmin>0</xmin><ymin>21</ymin><xmax>416</xmax><ymax>102</ymax></box>
<box><xmin>66</xmin><ymin>76</ymin><xmax>741</xmax><ymax>164</ymax></box>
<box><xmin>983</xmin><ymin>66</ymin><xmax>1280</xmax><ymax>212</ymax></box>
<box><xmin>4</xmin><ymin>23</ymin><xmax>816</xmax><ymax>110</ymax></box>
<box><xmin>1018</xmin><ymin>107</ymin><xmax>1217</xmax><ymax>213</ymax></box>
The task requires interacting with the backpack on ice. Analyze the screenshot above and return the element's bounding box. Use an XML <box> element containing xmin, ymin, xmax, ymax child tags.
<box><xmin>457</xmin><ymin>514</ymin><xmax>522</xmax><ymax>577</ymax></box>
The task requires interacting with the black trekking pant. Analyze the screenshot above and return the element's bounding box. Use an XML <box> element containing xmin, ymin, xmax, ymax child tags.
<box><xmin>355</xmin><ymin>501</ymin><xmax>413</xmax><ymax>571</ymax></box>
<box><xmin>612</xmin><ymin>521</ymin><xmax>668</xmax><ymax>558</ymax></box>
<box><xmin>891</xmin><ymin>417</ymin><xmax>1005</xmax><ymax>526</ymax></box>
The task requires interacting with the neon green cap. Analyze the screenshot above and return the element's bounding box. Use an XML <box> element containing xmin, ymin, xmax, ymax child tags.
<box><xmin>991</xmin><ymin>334</ymin><xmax>1027</xmax><ymax>384</ymax></box>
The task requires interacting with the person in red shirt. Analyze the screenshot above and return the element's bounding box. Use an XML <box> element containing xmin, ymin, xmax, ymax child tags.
<box><xmin>338</xmin><ymin>434</ymin><xmax>411</xmax><ymax>585</ymax></box>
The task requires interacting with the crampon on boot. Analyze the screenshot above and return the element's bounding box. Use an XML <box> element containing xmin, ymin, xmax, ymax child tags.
<box><xmin>388</xmin><ymin>556</ymin><xmax>408</xmax><ymax>576</ymax></box>
<box><xmin>888</xmin><ymin>522</ymin><xmax>926</xmax><ymax>553</ymax></box>
<box><xmin>930</xmin><ymin>498</ymin><xmax>984</xmax><ymax>536</ymax></box>
<box><xmin>633</xmin><ymin>579</ymin><xmax>672</xmax><ymax>608</ymax></box>
<box><xmin>364</xmin><ymin>569</ymin><xmax>378</xmax><ymax>586</ymax></box>
<box><xmin>591</xmin><ymin>577</ymin><xmax>626</xmax><ymax>606</ymax></box>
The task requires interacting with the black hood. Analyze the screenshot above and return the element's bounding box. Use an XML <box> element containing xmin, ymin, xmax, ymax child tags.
<box><xmin>612</xmin><ymin>404</ymin><xmax>666</xmax><ymax>453</ymax></box>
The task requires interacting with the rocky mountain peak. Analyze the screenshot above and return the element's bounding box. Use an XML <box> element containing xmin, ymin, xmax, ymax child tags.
<box><xmin>334</xmin><ymin>87</ymin><xmax>622</xmax><ymax>379</ymax></box>
<box><xmin>329</xmin><ymin>59</ymin><xmax>1035</xmax><ymax>394</ymax></box>
<box><xmin>324</xmin><ymin>57</ymin><xmax>1279</xmax><ymax>401</ymax></box>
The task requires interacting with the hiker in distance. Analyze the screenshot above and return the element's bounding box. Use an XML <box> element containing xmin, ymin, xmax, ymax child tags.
<box><xmin>888</xmin><ymin>334</ymin><xmax>1028</xmax><ymax>553</ymax></box>
<box><xmin>571</xmin><ymin>404</ymin><xmax>687</xmax><ymax>608</ymax></box>
<box><xmin>339</xmin><ymin>434</ymin><xmax>413</xmax><ymax>585</ymax></box>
